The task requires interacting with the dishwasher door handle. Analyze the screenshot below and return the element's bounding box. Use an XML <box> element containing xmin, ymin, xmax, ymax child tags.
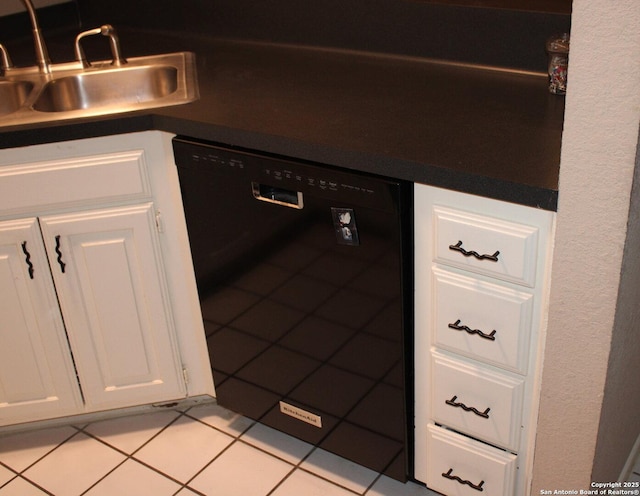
<box><xmin>251</xmin><ymin>182</ymin><xmax>304</xmax><ymax>209</ymax></box>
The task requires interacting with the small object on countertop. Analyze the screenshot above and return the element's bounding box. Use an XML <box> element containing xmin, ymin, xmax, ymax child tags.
<box><xmin>546</xmin><ymin>33</ymin><xmax>570</xmax><ymax>95</ymax></box>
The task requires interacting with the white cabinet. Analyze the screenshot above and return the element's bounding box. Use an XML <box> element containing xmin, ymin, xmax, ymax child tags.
<box><xmin>0</xmin><ymin>131</ymin><xmax>213</xmax><ymax>427</ymax></box>
<box><xmin>40</xmin><ymin>204</ymin><xmax>185</xmax><ymax>410</ymax></box>
<box><xmin>0</xmin><ymin>218</ymin><xmax>82</xmax><ymax>424</ymax></box>
<box><xmin>415</xmin><ymin>183</ymin><xmax>555</xmax><ymax>495</ymax></box>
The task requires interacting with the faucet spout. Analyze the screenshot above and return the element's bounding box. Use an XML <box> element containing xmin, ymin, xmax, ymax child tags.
<box><xmin>19</xmin><ymin>0</ymin><xmax>51</xmax><ymax>75</ymax></box>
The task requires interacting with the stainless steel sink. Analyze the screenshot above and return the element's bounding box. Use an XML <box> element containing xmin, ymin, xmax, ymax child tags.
<box><xmin>0</xmin><ymin>10</ymin><xmax>197</xmax><ymax>127</ymax></box>
<box><xmin>0</xmin><ymin>80</ymin><xmax>34</xmax><ymax>116</ymax></box>
<box><xmin>33</xmin><ymin>64</ymin><xmax>179</xmax><ymax>113</ymax></box>
<box><xmin>0</xmin><ymin>52</ymin><xmax>198</xmax><ymax>126</ymax></box>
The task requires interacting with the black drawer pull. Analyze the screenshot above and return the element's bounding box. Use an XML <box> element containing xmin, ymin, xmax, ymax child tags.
<box><xmin>446</xmin><ymin>395</ymin><xmax>491</xmax><ymax>418</ymax></box>
<box><xmin>55</xmin><ymin>235</ymin><xmax>66</xmax><ymax>273</ymax></box>
<box><xmin>21</xmin><ymin>241</ymin><xmax>35</xmax><ymax>279</ymax></box>
<box><xmin>448</xmin><ymin>319</ymin><xmax>497</xmax><ymax>341</ymax></box>
<box><xmin>442</xmin><ymin>468</ymin><xmax>485</xmax><ymax>491</ymax></box>
<box><xmin>449</xmin><ymin>241</ymin><xmax>500</xmax><ymax>262</ymax></box>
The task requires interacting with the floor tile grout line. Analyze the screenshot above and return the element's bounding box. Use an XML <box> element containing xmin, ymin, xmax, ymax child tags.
<box><xmin>0</xmin><ymin>433</ymin><xmax>79</xmax><ymax>496</ymax></box>
<box><xmin>254</xmin><ymin>438</ymin><xmax>368</xmax><ymax>496</ymax></box>
<box><xmin>177</xmin><ymin>405</ymin><xmax>278</xmax><ymax>493</ymax></box>
<box><xmin>264</xmin><ymin>465</ymin><xmax>298</xmax><ymax>496</ymax></box>
<box><xmin>67</xmin><ymin>423</ymin><xmax>172</xmax><ymax>496</ymax></box>
<box><xmin>176</xmin><ymin>435</ymin><xmax>244</xmax><ymax>493</ymax></box>
<box><xmin>186</xmin><ymin>417</ymin><xmax>325</xmax><ymax>496</ymax></box>
<box><xmin>73</xmin><ymin>410</ymin><xmax>191</xmax><ymax>495</ymax></box>
<box><xmin>0</xmin><ymin>461</ymin><xmax>18</xmax><ymax>478</ymax></box>
<box><xmin>263</xmin><ymin>442</ymin><xmax>326</xmax><ymax>496</ymax></box>
<box><xmin>76</xmin><ymin>427</ymin><xmax>137</xmax><ymax>458</ymax></box>
<box><xmin>77</xmin><ymin>408</ymin><xmax>185</xmax><ymax>458</ymax></box>
<box><xmin>235</xmin><ymin>417</ymin><xmax>396</xmax><ymax>495</ymax></box>
<box><xmin>74</xmin><ymin>406</ymin><xmax>265</xmax><ymax>495</ymax></box>
<box><xmin>9</xmin><ymin>473</ymin><xmax>56</xmax><ymax>496</ymax></box>
<box><xmin>181</xmin><ymin>406</ymin><xmax>257</xmax><ymax>440</ymax></box>
<box><xmin>225</xmin><ymin>422</ymin><xmax>358</xmax><ymax>496</ymax></box>
<box><xmin>231</xmin><ymin>436</ymin><xmax>303</xmax><ymax>466</ymax></box>
<box><xmin>229</xmin><ymin>411</ymin><xmax>392</xmax><ymax>496</ymax></box>
<box><xmin>362</xmin><ymin>472</ymin><xmax>385</xmax><ymax>495</ymax></box>
<box><xmin>78</xmin><ymin>455</ymin><xmax>130</xmax><ymax>496</ymax></box>
<box><xmin>0</xmin><ymin>464</ymin><xmax>18</xmax><ymax>492</ymax></box>
<box><xmin>172</xmin><ymin>484</ymin><xmax>207</xmax><ymax>496</ymax></box>
<box><xmin>165</xmin><ymin>407</ymin><xmax>282</xmax><ymax>492</ymax></box>
<box><xmin>5</xmin><ymin>427</ymin><xmax>83</xmax><ymax>478</ymax></box>
<box><xmin>297</xmin><ymin>466</ymin><xmax>371</xmax><ymax>495</ymax></box>
<box><xmin>69</xmin><ymin>437</ymin><xmax>204</xmax><ymax>496</ymax></box>
<box><xmin>128</xmin><ymin>454</ymin><xmax>202</xmax><ymax>493</ymax></box>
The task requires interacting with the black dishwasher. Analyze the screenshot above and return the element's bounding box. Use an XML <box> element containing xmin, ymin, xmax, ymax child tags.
<box><xmin>173</xmin><ymin>137</ymin><xmax>413</xmax><ymax>481</ymax></box>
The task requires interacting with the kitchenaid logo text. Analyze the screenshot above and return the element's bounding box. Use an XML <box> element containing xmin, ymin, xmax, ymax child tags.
<box><xmin>279</xmin><ymin>402</ymin><xmax>322</xmax><ymax>428</ymax></box>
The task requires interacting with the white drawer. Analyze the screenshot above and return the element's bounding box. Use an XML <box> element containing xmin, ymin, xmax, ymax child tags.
<box><xmin>0</xmin><ymin>151</ymin><xmax>151</xmax><ymax>215</ymax></box>
<box><xmin>431</xmin><ymin>351</ymin><xmax>524</xmax><ymax>451</ymax></box>
<box><xmin>433</xmin><ymin>206</ymin><xmax>539</xmax><ymax>287</ymax></box>
<box><xmin>433</xmin><ymin>268</ymin><xmax>533</xmax><ymax>374</ymax></box>
<box><xmin>426</xmin><ymin>424</ymin><xmax>517</xmax><ymax>496</ymax></box>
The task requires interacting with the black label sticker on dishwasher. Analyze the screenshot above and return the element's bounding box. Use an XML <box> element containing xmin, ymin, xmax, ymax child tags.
<box><xmin>331</xmin><ymin>208</ymin><xmax>360</xmax><ymax>246</ymax></box>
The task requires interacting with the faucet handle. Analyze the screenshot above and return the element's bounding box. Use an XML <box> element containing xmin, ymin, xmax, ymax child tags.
<box><xmin>74</xmin><ymin>24</ymin><xmax>127</xmax><ymax>68</ymax></box>
<box><xmin>102</xmin><ymin>24</ymin><xmax>127</xmax><ymax>67</ymax></box>
<box><xmin>0</xmin><ymin>43</ymin><xmax>13</xmax><ymax>74</ymax></box>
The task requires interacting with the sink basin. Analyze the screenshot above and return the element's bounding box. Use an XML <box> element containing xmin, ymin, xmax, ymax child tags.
<box><xmin>33</xmin><ymin>64</ymin><xmax>179</xmax><ymax>113</ymax></box>
<box><xmin>0</xmin><ymin>51</ymin><xmax>197</xmax><ymax>126</ymax></box>
<box><xmin>0</xmin><ymin>80</ymin><xmax>34</xmax><ymax>116</ymax></box>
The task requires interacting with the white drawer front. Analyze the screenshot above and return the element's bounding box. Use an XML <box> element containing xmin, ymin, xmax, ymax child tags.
<box><xmin>0</xmin><ymin>151</ymin><xmax>151</xmax><ymax>215</ymax></box>
<box><xmin>427</xmin><ymin>424</ymin><xmax>517</xmax><ymax>496</ymax></box>
<box><xmin>433</xmin><ymin>268</ymin><xmax>533</xmax><ymax>374</ymax></box>
<box><xmin>431</xmin><ymin>351</ymin><xmax>525</xmax><ymax>451</ymax></box>
<box><xmin>434</xmin><ymin>206</ymin><xmax>539</xmax><ymax>287</ymax></box>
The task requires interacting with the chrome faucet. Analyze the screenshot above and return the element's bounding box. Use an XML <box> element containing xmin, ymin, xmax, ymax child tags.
<box><xmin>75</xmin><ymin>24</ymin><xmax>127</xmax><ymax>68</ymax></box>
<box><xmin>19</xmin><ymin>0</ymin><xmax>52</xmax><ymax>75</ymax></box>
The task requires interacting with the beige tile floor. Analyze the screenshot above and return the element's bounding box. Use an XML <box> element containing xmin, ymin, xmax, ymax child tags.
<box><xmin>0</xmin><ymin>403</ymin><xmax>435</xmax><ymax>496</ymax></box>
<box><xmin>1</xmin><ymin>402</ymin><xmax>639</xmax><ymax>496</ymax></box>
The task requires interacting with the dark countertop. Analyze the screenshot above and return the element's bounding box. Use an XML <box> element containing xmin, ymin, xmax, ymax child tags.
<box><xmin>0</xmin><ymin>29</ymin><xmax>564</xmax><ymax>210</ymax></box>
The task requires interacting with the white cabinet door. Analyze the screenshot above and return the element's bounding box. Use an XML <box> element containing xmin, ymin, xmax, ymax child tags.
<box><xmin>432</xmin><ymin>206</ymin><xmax>540</xmax><ymax>287</ymax></box>
<box><xmin>432</xmin><ymin>268</ymin><xmax>533</xmax><ymax>374</ymax></box>
<box><xmin>0</xmin><ymin>218</ymin><xmax>82</xmax><ymax>425</ymax></box>
<box><xmin>426</xmin><ymin>424</ymin><xmax>517</xmax><ymax>496</ymax></box>
<box><xmin>40</xmin><ymin>203</ymin><xmax>185</xmax><ymax>411</ymax></box>
<box><xmin>431</xmin><ymin>351</ymin><xmax>525</xmax><ymax>451</ymax></box>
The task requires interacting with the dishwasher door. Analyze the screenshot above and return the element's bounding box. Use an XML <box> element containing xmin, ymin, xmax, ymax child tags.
<box><xmin>173</xmin><ymin>137</ymin><xmax>412</xmax><ymax>482</ymax></box>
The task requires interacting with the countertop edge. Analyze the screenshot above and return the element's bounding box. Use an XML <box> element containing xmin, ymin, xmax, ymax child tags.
<box><xmin>0</xmin><ymin>111</ymin><xmax>558</xmax><ymax>211</ymax></box>
<box><xmin>155</xmin><ymin>114</ymin><xmax>559</xmax><ymax>211</ymax></box>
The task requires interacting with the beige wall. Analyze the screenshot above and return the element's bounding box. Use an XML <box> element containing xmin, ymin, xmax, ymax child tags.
<box><xmin>0</xmin><ymin>0</ymin><xmax>69</xmax><ymax>16</ymax></box>
<box><xmin>532</xmin><ymin>0</ymin><xmax>640</xmax><ymax>490</ymax></box>
<box><xmin>592</xmin><ymin>132</ymin><xmax>640</xmax><ymax>480</ymax></box>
